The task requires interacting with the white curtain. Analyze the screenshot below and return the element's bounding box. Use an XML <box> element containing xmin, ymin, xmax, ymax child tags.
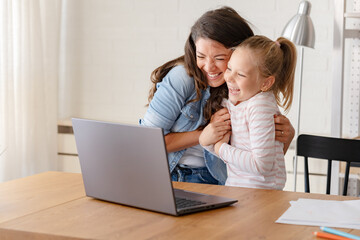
<box><xmin>0</xmin><ymin>0</ymin><xmax>62</xmax><ymax>181</ymax></box>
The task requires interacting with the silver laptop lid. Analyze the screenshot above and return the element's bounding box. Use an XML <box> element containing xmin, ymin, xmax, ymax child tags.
<box><xmin>72</xmin><ymin>118</ymin><xmax>177</xmax><ymax>215</ymax></box>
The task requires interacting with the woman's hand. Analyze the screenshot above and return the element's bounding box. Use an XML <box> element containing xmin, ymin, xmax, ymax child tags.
<box><xmin>165</xmin><ymin>130</ymin><xmax>202</xmax><ymax>153</ymax></box>
<box><xmin>274</xmin><ymin>114</ymin><xmax>295</xmax><ymax>153</ymax></box>
<box><xmin>199</xmin><ymin>121</ymin><xmax>231</xmax><ymax>146</ymax></box>
<box><xmin>210</xmin><ymin>107</ymin><xmax>231</xmax><ymax>124</ymax></box>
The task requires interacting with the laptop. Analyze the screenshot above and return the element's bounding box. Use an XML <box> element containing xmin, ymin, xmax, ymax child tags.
<box><xmin>72</xmin><ymin>118</ymin><xmax>237</xmax><ymax>216</ymax></box>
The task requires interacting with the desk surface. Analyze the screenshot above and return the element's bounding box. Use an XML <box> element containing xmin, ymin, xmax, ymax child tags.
<box><xmin>0</xmin><ymin>171</ymin><xmax>359</xmax><ymax>240</ymax></box>
<box><xmin>0</xmin><ymin>171</ymin><xmax>85</xmax><ymax>224</ymax></box>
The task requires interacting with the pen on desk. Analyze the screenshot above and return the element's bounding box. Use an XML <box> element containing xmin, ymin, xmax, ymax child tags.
<box><xmin>313</xmin><ymin>231</ymin><xmax>352</xmax><ymax>240</ymax></box>
<box><xmin>320</xmin><ymin>227</ymin><xmax>360</xmax><ymax>240</ymax></box>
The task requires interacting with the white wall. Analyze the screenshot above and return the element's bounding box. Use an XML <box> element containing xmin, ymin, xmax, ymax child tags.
<box><xmin>58</xmin><ymin>0</ymin><xmax>333</xmax><ymax>137</ymax></box>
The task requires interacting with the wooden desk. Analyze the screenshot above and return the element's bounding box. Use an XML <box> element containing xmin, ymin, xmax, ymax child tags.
<box><xmin>0</xmin><ymin>171</ymin><xmax>85</xmax><ymax>224</ymax></box>
<box><xmin>0</xmin><ymin>172</ymin><xmax>359</xmax><ymax>240</ymax></box>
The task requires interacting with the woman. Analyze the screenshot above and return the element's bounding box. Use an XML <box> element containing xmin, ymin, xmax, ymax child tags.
<box><xmin>140</xmin><ymin>6</ymin><xmax>294</xmax><ymax>185</ymax></box>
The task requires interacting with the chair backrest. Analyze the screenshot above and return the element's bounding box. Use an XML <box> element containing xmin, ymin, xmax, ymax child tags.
<box><xmin>297</xmin><ymin>134</ymin><xmax>360</xmax><ymax>195</ymax></box>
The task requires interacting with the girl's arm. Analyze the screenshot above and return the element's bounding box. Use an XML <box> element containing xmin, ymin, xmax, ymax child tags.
<box><xmin>274</xmin><ymin>114</ymin><xmax>295</xmax><ymax>153</ymax></box>
<box><xmin>218</xmin><ymin>99</ymin><xmax>279</xmax><ymax>175</ymax></box>
<box><xmin>214</xmin><ymin>131</ymin><xmax>231</xmax><ymax>155</ymax></box>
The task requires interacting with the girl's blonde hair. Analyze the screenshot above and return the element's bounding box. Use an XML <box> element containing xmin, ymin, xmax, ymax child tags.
<box><xmin>238</xmin><ymin>35</ymin><xmax>297</xmax><ymax>112</ymax></box>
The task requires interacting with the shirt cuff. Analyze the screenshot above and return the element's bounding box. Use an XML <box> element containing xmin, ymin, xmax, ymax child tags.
<box><xmin>218</xmin><ymin>143</ymin><xmax>229</xmax><ymax>163</ymax></box>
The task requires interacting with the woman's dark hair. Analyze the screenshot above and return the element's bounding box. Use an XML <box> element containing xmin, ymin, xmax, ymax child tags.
<box><xmin>148</xmin><ymin>6</ymin><xmax>254</xmax><ymax>124</ymax></box>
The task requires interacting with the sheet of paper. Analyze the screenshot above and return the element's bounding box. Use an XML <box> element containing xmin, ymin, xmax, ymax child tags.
<box><xmin>276</xmin><ymin>198</ymin><xmax>360</xmax><ymax>229</ymax></box>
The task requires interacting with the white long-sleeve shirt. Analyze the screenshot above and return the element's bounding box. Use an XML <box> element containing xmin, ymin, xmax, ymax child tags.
<box><xmin>208</xmin><ymin>92</ymin><xmax>286</xmax><ymax>190</ymax></box>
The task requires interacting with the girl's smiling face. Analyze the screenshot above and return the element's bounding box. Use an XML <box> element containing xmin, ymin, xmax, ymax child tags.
<box><xmin>224</xmin><ymin>47</ymin><xmax>269</xmax><ymax>105</ymax></box>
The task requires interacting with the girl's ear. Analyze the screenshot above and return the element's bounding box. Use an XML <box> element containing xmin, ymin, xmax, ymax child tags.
<box><xmin>261</xmin><ymin>76</ymin><xmax>275</xmax><ymax>92</ymax></box>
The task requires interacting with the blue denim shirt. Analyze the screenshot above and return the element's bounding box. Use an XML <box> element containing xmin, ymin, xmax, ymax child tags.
<box><xmin>139</xmin><ymin>65</ymin><xmax>227</xmax><ymax>185</ymax></box>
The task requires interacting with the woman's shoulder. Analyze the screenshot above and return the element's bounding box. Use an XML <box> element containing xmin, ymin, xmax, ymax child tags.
<box><xmin>167</xmin><ymin>65</ymin><xmax>192</xmax><ymax>81</ymax></box>
<box><xmin>163</xmin><ymin>65</ymin><xmax>195</xmax><ymax>91</ymax></box>
<box><xmin>167</xmin><ymin>64</ymin><xmax>187</xmax><ymax>75</ymax></box>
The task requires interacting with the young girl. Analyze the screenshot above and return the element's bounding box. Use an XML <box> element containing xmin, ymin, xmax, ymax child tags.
<box><xmin>199</xmin><ymin>35</ymin><xmax>296</xmax><ymax>190</ymax></box>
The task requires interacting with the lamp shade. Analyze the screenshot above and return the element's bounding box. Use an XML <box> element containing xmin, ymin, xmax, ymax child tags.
<box><xmin>281</xmin><ymin>1</ymin><xmax>315</xmax><ymax>48</ymax></box>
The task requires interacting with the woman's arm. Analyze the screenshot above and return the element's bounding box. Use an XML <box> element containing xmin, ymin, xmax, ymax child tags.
<box><xmin>199</xmin><ymin>121</ymin><xmax>231</xmax><ymax>147</ymax></box>
<box><xmin>274</xmin><ymin>114</ymin><xmax>295</xmax><ymax>154</ymax></box>
<box><xmin>141</xmin><ymin>66</ymin><xmax>199</xmax><ymax>153</ymax></box>
<box><xmin>165</xmin><ymin>130</ymin><xmax>202</xmax><ymax>153</ymax></box>
<box><xmin>199</xmin><ymin>108</ymin><xmax>231</xmax><ymax>147</ymax></box>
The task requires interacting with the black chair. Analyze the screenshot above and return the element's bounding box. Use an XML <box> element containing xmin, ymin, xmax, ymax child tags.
<box><xmin>297</xmin><ymin>134</ymin><xmax>360</xmax><ymax>195</ymax></box>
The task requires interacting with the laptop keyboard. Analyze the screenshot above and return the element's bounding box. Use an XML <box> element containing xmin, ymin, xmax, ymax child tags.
<box><xmin>175</xmin><ymin>197</ymin><xmax>206</xmax><ymax>209</ymax></box>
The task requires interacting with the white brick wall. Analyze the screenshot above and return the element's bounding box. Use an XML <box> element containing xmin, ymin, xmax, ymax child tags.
<box><xmin>58</xmin><ymin>0</ymin><xmax>334</xmax><ymax>134</ymax></box>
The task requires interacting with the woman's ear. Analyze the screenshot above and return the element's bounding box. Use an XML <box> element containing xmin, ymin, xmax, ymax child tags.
<box><xmin>261</xmin><ymin>76</ymin><xmax>275</xmax><ymax>92</ymax></box>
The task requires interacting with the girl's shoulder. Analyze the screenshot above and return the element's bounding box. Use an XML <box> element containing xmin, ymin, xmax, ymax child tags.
<box><xmin>249</xmin><ymin>91</ymin><xmax>277</xmax><ymax>105</ymax></box>
<box><xmin>246</xmin><ymin>92</ymin><xmax>279</xmax><ymax>112</ymax></box>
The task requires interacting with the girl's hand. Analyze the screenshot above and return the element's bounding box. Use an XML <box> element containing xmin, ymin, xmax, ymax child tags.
<box><xmin>274</xmin><ymin>114</ymin><xmax>295</xmax><ymax>153</ymax></box>
<box><xmin>214</xmin><ymin>131</ymin><xmax>231</xmax><ymax>155</ymax></box>
<box><xmin>199</xmin><ymin>122</ymin><xmax>231</xmax><ymax>146</ymax></box>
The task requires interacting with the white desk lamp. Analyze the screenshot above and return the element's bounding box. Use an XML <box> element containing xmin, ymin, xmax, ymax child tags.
<box><xmin>281</xmin><ymin>0</ymin><xmax>315</xmax><ymax>191</ymax></box>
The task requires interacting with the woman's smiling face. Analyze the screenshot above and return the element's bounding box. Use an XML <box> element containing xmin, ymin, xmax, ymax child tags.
<box><xmin>195</xmin><ymin>38</ymin><xmax>233</xmax><ymax>88</ymax></box>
